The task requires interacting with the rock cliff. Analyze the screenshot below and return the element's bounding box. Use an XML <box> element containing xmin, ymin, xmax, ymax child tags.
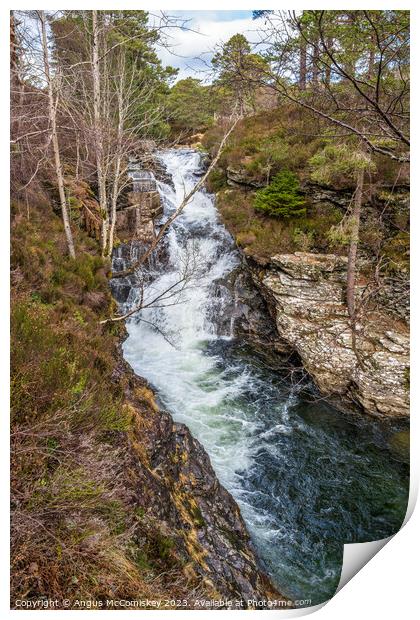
<box><xmin>116</xmin><ymin>189</ymin><xmax>163</xmax><ymax>243</ymax></box>
<box><xmin>250</xmin><ymin>252</ymin><xmax>409</xmax><ymax>418</ymax></box>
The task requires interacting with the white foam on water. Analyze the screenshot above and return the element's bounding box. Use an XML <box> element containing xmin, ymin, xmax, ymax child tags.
<box><xmin>123</xmin><ymin>149</ymin><xmax>258</xmax><ymax>489</ymax></box>
<box><xmin>121</xmin><ymin>149</ymin><xmax>338</xmax><ymax>601</ymax></box>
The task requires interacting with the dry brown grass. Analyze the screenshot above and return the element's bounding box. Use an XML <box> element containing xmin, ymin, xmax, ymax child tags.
<box><xmin>10</xmin><ymin>198</ymin><xmax>208</xmax><ymax>608</ymax></box>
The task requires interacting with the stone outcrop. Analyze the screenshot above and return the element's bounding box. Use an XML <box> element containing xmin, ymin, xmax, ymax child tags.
<box><xmin>226</xmin><ymin>166</ymin><xmax>265</xmax><ymax>189</ymax></box>
<box><xmin>116</xmin><ymin>189</ymin><xmax>162</xmax><ymax>243</ymax></box>
<box><xmin>213</xmin><ymin>266</ymin><xmax>290</xmax><ymax>352</ymax></box>
<box><xmin>251</xmin><ymin>252</ymin><xmax>409</xmax><ymax>418</ymax></box>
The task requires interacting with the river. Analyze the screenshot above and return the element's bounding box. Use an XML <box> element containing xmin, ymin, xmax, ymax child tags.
<box><xmin>114</xmin><ymin>149</ymin><xmax>409</xmax><ymax>605</ymax></box>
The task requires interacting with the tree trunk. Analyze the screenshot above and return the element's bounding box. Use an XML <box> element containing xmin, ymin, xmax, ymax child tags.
<box><xmin>10</xmin><ymin>13</ymin><xmax>18</xmax><ymax>73</ymax></box>
<box><xmin>367</xmin><ymin>42</ymin><xmax>375</xmax><ymax>81</ymax></box>
<box><xmin>312</xmin><ymin>38</ymin><xmax>320</xmax><ymax>89</ymax></box>
<box><xmin>346</xmin><ymin>167</ymin><xmax>364</xmax><ymax>319</ymax></box>
<box><xmin>107</xmin><ymin>158</ymin><xmax>121</xmax><ymax>258</ymax></box>
<box><xmin>92</xmin><ymin>10</ymin><xmax>108</xmax><ymax>255</ymax></box>
<box><xmin>40</xmin><ymin>11</ymin><xmax>75</xmax><ymax>259</ymax></box>
<box><xmin>344</xmin><ymin>12</ymin><xmax>356</xmax><ymax>78</ymax></box>
<box><xmin>107</xmin><ymin>56</ymin><xmax>126</xmax><ymax>257</ymax></box>
<box><xmin>10</xmin><ymin>10</ymin><xmax>26</xmax><ymax>190</ymax></box>
<box><xmin>325</xmin><ymin>36</ymin><xmax>333</xmax><ymax>86</ymax></box>
<box><xmin>299</xmin><ymin>36</ymin><xmax>307</xmax><ymax>90</ymax></box>
<box><xmin>10</xmin><ymin>12</ymin><xmax>23</xmax><ymax>140</ymax></box>
<box><xmin>75</xmin><ymin>133</ymin><xmax>80</xmax><ymax>181</ymax></box>
<box><xmin>107</xmin><ymin>119</ymin><xmax>123</xmax><ymax>257</ymax></box>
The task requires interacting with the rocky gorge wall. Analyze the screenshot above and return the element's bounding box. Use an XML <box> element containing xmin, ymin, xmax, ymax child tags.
<box><xmin>247</xmin><ymin>252</ymin><xmax>409</xmax><ymax>418</ymax></box>
<box><xmin>206</xmin><ymin>154</ymin><xmax>410</xmax><ymax>419</ymax></box>
<box><xmin>116</xmin><ymin>190</ymin><xmax>163</xmax><ymax>243</ymax></box>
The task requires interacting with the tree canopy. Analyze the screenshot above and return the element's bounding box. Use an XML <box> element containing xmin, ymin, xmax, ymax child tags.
<box><xmin>212</xmin><ymin>33</ymin><xmax>269</xmax><ymax>114</ymax></box>
<box><xmin>166</xmin><ymin>78</ymin><xmax>214</xmax><ymax>135</ymax></box>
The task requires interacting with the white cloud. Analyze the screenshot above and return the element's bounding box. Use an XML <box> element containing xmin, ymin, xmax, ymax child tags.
<box><xmin>154</xmin><ymin>12</ymin><xmax>259</xmax><ymax>82</ymax></box>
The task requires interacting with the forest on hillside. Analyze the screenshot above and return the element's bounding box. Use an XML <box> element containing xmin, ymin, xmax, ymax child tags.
<box><xmin>10</xmin><ymin>10</ymin><xmax>409</xmax><ymax>611</ymax></box>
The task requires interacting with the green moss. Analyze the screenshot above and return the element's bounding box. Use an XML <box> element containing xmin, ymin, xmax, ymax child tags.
<box><xmin>388</xmin><ymin>429</ymin><xmax>410</xmax><ymax>463</ymax></box>
<box><xmin>46</xmin><ymin>437</ymin><xmax>59</xmax><ymax>452</ymax></box>
<box><xmin>133</xmin><ymin>550</ymin><xmax>153</xmax><ymax>573</ymax></box>
<box><xmin>383</xmin><ymin>232</ymin><xmax>409</xmax><ymax>274</ymax></box>
<box><xmin>73</xmin><ymin>308</ymin><xmax>87</xmax><ymax>326</ymax></box>
<box><xmin>71</xmin><ymin>253</ymin><xmax>104</xmax><ymax>291</ymax></box>
<box><xmin>155</xmin><ymin>533</ymin><xmax>175</xmax><ymax>560</ymax></box>
<box><xmin>134</xmin><ymin>507</ymin><xmax>145</xmax><ymax>520</ymax></box>
<box><xmin>190</xmin><ymin>503</ymin><xmax>205</xmax><ymax>528</ymax></box>
<box><xmin>404</xmin><ymin>366</ymin><xmax>410</xmax><ymax>389</ymax></box>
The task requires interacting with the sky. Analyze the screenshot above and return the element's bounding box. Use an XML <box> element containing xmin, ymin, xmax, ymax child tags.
<box><xmin>153</xmin><ymin>10</ymin><xmax>258</xmax><ymax>82</ymax></box>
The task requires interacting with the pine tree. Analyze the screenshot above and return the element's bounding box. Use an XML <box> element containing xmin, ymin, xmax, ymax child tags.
<box><xmin>254</xmin><ymin>170</ymin><xmax>306</xmax><ymax>218</ymax></box>
<box><xmin>212</xmin><ymin>33</ymin><xmax>268</xmax><ymax>114</ymax></box>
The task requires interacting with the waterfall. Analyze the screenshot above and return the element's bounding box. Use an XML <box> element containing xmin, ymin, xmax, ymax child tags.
<box><xmin>118</xmin><ymin>149</ymin><xmax>409</xmax><ymax>606</ymax></box>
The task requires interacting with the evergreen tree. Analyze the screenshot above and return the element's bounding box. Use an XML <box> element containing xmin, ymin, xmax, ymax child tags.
<box><xmin>166</xmin><ymin>78</ymin><xmax>213</xmax><ymax>134</ymax></box>
<box><xmin>254</xmin><ymin>170</ymin><xmax>306</xmax><ymax>218</ymax></box>
<box><xmin>212</xmin><ymin>33</ymin><xmax>268</xmax><ymax>114</ymax></box>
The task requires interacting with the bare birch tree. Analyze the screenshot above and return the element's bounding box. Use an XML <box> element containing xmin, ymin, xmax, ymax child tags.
<box><xmin>91</xmin><ymin>10</ymin><xmax>109</xmax><ymax>256</ymax></box>
<box><xmin>107</xmin><ymin>52</ymin><xmax>126</xmax><ymax>257</ymax></box>
<box><xmin>39</xmin><ymin>10</ymin><xmax>75</xmax><ymax>258</ymax></box>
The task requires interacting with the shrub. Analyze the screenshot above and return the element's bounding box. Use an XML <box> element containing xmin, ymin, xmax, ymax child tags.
<box><xmin>382</xmin><ymin>231</ymin><xmax>409</xmax><ymax>274</ymax></box>
<box><xmin>292</xmin><ymin>227</ymin><xmax>315</xmax><ymax>251</ymax></box>
<box><xmin>236</xmin><ymin>231</ymin><xmax>257</xmax><ymax>247</ymax></box>
<box><xmin>309</xmin><ymin>144</ymin><xmax>376</xmax><ymax>188</ymax></box>
<box><xmin>254</xmin><ymin>170</ymin><xmax>306</xmax><ymax>218</ymax></box>
<box><xmin>207</xmin><ymin>167</ymin><xmax>227</xmax><ymax>192</ymax></box>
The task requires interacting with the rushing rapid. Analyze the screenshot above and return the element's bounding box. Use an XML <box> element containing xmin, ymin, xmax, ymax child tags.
<box><xmin>117</xmin><ymin>149</ymin><xmax>408</xmax><ymax>605</ymax></box>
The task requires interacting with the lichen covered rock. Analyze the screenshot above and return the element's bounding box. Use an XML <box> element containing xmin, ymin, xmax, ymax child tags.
<box><xmin>119</xmin><ymin>366</ymin><xmax>284</xmax><ymax>605</ymax></box>
<box><xmin>253</xmin><ymin>252</ymin><xmax>409</xmax><ymax>418</ymax></box>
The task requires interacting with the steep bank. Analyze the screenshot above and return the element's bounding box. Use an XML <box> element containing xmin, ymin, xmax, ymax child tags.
<box><xmin>111</xmin><ymin>359</ymin><xmax>280</xmax><ymax>604</ymax></box>
<box><xmin>10</xmin><ymin>194</ymin><xmax>280</xmax><ymax>608</ymax></box>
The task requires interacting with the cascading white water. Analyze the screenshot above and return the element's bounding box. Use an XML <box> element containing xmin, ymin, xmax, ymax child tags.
<box><xmin>123</xmin><ymin>150</ymin><xmax>254</xmax><ymax>485</ymax></box>
<box><xmin>118</xmin><ymin>149</ymin><xmax>409</xmax><ymax>605</ymax></box>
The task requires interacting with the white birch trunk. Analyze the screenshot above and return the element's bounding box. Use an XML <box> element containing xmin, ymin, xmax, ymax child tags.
<box><xmin>107</xmin><ymin>62</ymin><xmax>125</xmax><ymax>257</ymax></box>
<box><xmin>39</xmin><ymin>10</ymin><xmax>75</xmax><ymax>259</ymax></box>
<box><xmin>92</xmin><ymin>10</ymin><xmax>108</xmax><ymax>255</ymax></box>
